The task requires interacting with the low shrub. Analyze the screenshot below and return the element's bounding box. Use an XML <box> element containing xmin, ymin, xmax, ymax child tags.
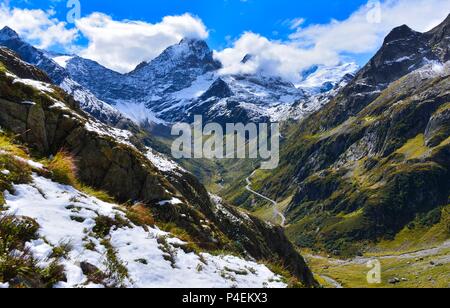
<box><xmin>47</xmin><ymin>150</ymin><xmax>115</xmax><ymax>203</ymax></box>
<box><xmin>47</xmin><ymin>150</ymin><xmax>77</xmax><ymax>186</ymax></box>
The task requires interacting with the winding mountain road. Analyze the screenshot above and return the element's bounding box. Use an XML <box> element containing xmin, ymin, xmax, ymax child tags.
<box><xmin>245</xmin><ymin>171</ymin><xmax>286</xmax><ymax>227</ymax></box>
<box><xmin>320</xmin><ymin>275</ymin><xmax>344</xmax><ymax>289</ymax></box>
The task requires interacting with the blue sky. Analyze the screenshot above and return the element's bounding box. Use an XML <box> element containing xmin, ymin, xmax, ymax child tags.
<box><xmin>2</xmin><ymin>0</ymin><xmax>449</xmax><ymax>78</ymax></box>
<box><xmin>11</xmin><ymin>0</ymin><xmax>369</xmax><ymax>49</ymax></box>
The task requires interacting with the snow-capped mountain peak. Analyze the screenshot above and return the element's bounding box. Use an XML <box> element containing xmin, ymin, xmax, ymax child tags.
<box><xmin>130</xmin><ymin>38</ymin><xmax>221</xmax><ymax>79</ymax></box>
<box><xmin>0</xmin><ymin>26</ymin><xmax>20</xmax><ymax>41</ymax></box>
<box><xmin>174</xmin><ymin>38</ymin><xmax>216</xmax><ymax>60</ymax></box>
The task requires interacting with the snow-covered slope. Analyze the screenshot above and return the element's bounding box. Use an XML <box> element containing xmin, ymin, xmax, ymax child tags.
<box><xmin>3</xmin><ymin>173</ymin><xmax>286</xmax><ymax>288</ymax></box>
<box><xmin>58</xmin><ymin>77</ymin><xmax>133</xmax><ymax>127</ymax></box>
<box><xmin>286</xmin><ymin>66</ymin><xmax>358</xmax><ymax>121</ymax></box>
<box><xmin>296</xmin><ymin>62</ymin><xmax>359</xmax><ymax>94</ymax></box>
<box><xmin>60</xmin><ymin>38</ymin><xmax>221</xmax><ymax>123</ymax></box>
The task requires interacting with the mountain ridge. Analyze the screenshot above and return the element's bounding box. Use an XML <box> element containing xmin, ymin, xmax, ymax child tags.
<box><xmin>0</xmin><ymin>28</ymin><xmax>356</xmax><ymax>126</ymax></box>
<box><xmin>235</xmin><ymin>15</ymin><xmax>450</xmax><ymax>256</ymax></box>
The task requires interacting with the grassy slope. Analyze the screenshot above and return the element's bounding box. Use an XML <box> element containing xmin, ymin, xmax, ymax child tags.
<box><xmin>247</xmin><ymin>72</ymin><xmax>450</xmax><ymax>255</ymax></box>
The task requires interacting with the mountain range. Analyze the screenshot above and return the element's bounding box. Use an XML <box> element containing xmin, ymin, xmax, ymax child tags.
<box><xmin>0</xmin><ymin>27</ymin><xmax>358</xmax><ymax>127</ymax></box>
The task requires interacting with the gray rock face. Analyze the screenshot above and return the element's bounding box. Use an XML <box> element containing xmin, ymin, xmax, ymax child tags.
<box><xmin>199</xmin><ymin>78</ymin><xmax>234</xmax><ymax>100</ymax></box>
<box><xmin>65</xmin><ymin>56</ymin><xmax>139</xmax><ymax>103</ymax></box>
<box><xmin>425</xmin><ymin>106</ymin><xmax>450</xmax><ymax>147</ymax></box>
<box><xmin>425</xmin><ymin>14</ymin><xmax>450</xmax><ymax>62</ymax></box>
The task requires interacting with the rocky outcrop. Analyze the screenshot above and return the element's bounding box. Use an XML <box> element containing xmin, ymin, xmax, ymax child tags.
<box><xmin>199</xmin><ymin>78</ymin><xmax>234</xmax><ymax>100</ymax></box>
<box><xmin>425</xmin><ymin>105</ymin><xmax>450</xmax><ymax>147</ymax></box>
<box><xmin>0</xmin><ymin>68</ymin><xmax>171</xmax><ymax>203</ymax></box>
<box><xmin>0</xmin><ymin>47</ymin><xmax>50</xmax><ymax>83</ymax></box>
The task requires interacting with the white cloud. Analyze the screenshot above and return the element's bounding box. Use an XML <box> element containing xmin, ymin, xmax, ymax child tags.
<box><xmin>284</xmin><ymin>18</ymin><xmax>305</xmax><ymax>30</ymax></box>
<box><xmin>215</xmin><ymin>32</ymin><xmax>338</xmax><ymax>82</ymax></box>
<box><xmin>0</xmin><ymin>5</ymin><xmax>77</xmax><ymax>49</ymax></box>
<box><xmin>1</xmin><ymin>0</ymin><xmax>448</xmax><ymax>79</ymax></box>
<box><xmin>215</xmin><ymin>0</ymin><xmax>450</xmax><ymax>83</ymax></box>
<box><xmin>289</xmin><ymin>0</ymin><xmax>450</xmax><ymax>55</ymax></box>
<box><xmin>76</xmin><ymin>13</ymin><xmax>209</xmax><ymax>73</ymax></box>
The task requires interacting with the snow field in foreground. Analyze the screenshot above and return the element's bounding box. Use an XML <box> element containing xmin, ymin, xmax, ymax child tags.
<box><xmin>3</xmin><ymin>174</ymin><xmax>286</xmax><ymax>288</ymax></box>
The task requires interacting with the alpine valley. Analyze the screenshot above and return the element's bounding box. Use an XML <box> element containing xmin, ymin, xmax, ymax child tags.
<box><xmin>0</xmin><ymin>9</ymin><xmax>449</xmax><ymax>289</ymax></box>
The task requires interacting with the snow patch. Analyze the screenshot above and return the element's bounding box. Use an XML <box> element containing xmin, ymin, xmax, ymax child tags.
<box><xmin>50</xmin><ymin>101</ymin><xmax>71</xmax><ymax>111</ymax></box>
<box><xmin>21</xmin><ymin>101</ymin><xmax>36</xmax><ymax>106</ymax></box>
<box><xmin>53</xmin><ymin>56</ymin><xmax>74</xmax><ymax>69</ymax></box>
<box><xmin>158</xmin><ymin>198</ymin><xmax>183</xmax><ymax>206</ymax></box>
<box><xmin>85</xmin><ymin>121</ymin><xmax>134</xmax><ymax>148</ymax></box>
<box><xmin>114</xmin><ymin>101</ymin><xmax>166</xmax><ymax>125</ymax></box>
<box><xmin>12</xmin><ymin>155</ymin><xmax>44</xmax><ymax>169</ymax></box>
<box><xmin>297</xmin><ymin>63</ymin><xmax>358</xmax><ymax>93</ymax></box>
<box><xmin>145</xmin><ymin>148</ymin><xmax>184</xmax><ymax>173</ymax></box>
<box><xmin>13</xmin><ymin>78</ymin><xmax>54</xmax><ymax>94</ymax></box>
<box><xmin>171</xmin><ymin>73</ymin><xmax>215</xmax><ymax>100</ymax></box>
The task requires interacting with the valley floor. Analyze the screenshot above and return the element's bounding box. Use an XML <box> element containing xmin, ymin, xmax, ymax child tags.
<box><xmin>305</xmin><ymin>241</ymin><xmax>450</xmax><ymax>288</ymax></box>
<box><xmin>238</xmin><ymin>167</ymin><xmax>449</xmax><ymax>289</ymax></box>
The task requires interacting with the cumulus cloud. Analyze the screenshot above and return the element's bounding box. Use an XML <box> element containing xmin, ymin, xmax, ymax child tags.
<box><xmin>215</xmin><ymin>0</ymin><xmax>450</xmax><ymax>83</ymax></box>
<box><xmin>289</xmin><ymin>0</ymin><xmax>450</xmax><ymax>55</ymax></box>
<box><xmin>0</xmin><ymin>5</ymin><xmax>77</xmax><ymax>49</ymax></box>
<box><xmin>76</xmin><ymin>13</ymin><xmax>209</xmax><ymax>73</ymax></box>
<box><xmin>215</xmin><ymin>32</ymin><xmax>338</xmax><ymax>82</ymax></box>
